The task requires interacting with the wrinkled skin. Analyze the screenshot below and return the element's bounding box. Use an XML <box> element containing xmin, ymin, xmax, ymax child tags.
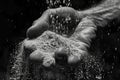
<box><xmin>25</xmin><ymin>7</ymin><xmax>97</xmax><ymax>67</ymax></box>
<box><xmin>21</xmin><ymin>7</ymin><xmax>98</xmax><ymax>80</ymax></box>
<box><xmin>11</xmin><ymin>0</ymin><xmax>120</xmax><ymax>80</ymax></box>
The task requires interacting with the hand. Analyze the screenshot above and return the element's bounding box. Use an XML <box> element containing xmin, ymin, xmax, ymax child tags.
<box><xmin>24</xmin><ymin>7</ymin><xmax>96</xmax><ymax>67</ymax></box>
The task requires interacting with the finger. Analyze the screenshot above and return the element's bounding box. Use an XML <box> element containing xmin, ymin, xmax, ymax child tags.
<box><xmin>27</xmin><ymin>7</ymin><xmax>79</xmax><ymax>39</ymax></box>
<box><xmin>50</xmin><ymin>7</ymin><xmax>79</xmax><ymax>18</ymax></box>
<box><xmin>54</xmin><ymin>47</ymin><xmax>68</xmax><ymax>65</ymax></box>
<box><xmin>23</xmin><ymin>39</ymin><xmax>36</xmax><ymax>50</ymax></box>
<box><xmin>27</xmin><ymin>11</ymin><xmax>50</xmax><ymax>39</ymax></box>
<box><xmin>29</xmin><ymin>50</ymin><xmax>45</xmax><ymax>63</ymax></box>
<box><xmin>43</xmin><ymin>56</ymin><xmax>55</xmax><ymax>67</ymax></box>
<box><xmin>55</xmin><ymin>47</ymin><xmax>68</xmax><ymax>59</ymax></box>
<box><xmin>30</xmin><ymin>50</ymin><xmax>55</xmax><ymax>67</ymax></box>
<box><xmin>67</xmin><ymin>48</ymin><xmax>86</xmax><ymax>64</ymax></box>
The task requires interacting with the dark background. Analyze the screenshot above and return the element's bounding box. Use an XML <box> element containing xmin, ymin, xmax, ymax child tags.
<box><xmin>0</xmin><ymin>0</ymin><xmax>120</xmax><ymax>80</ymax></box>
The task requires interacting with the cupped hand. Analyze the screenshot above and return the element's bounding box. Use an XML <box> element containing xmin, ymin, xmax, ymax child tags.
<box><xmin>24</xmin><ymin>7</ymin><xmax>96</xmax><ymax>67</ymax></box>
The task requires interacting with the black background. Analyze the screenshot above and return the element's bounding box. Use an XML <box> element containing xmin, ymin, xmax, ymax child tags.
<box><xmin>0</xmin><ymin>0</ymin><xmax>120</xmax><ymax>80</ymax></box>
